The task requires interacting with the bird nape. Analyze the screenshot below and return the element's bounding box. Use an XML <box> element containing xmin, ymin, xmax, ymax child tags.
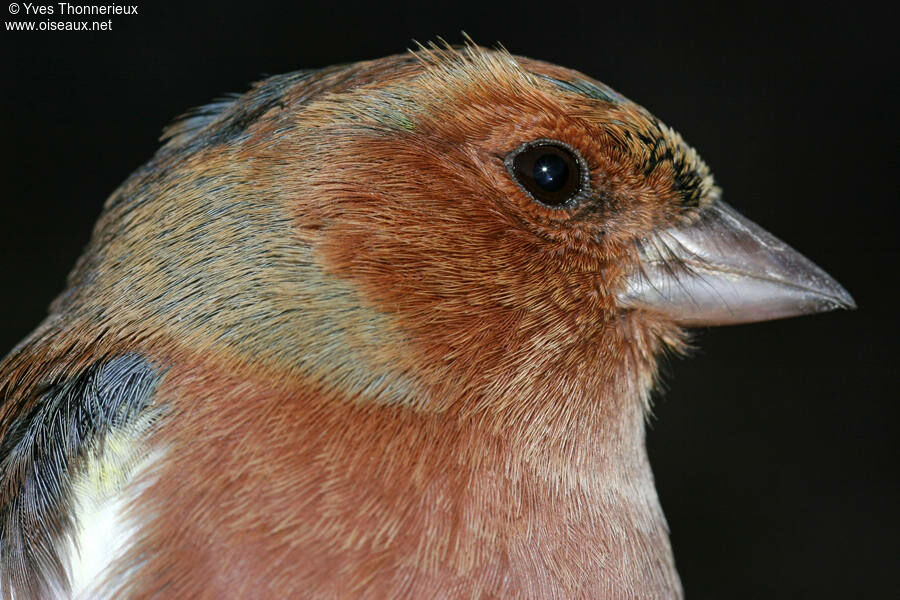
<box><xmin>0</xmin><ymin>42</ymin><xmax>853</xmax><ymax>599</ymax></box>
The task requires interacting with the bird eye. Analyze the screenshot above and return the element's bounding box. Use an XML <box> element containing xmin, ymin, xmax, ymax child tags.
<box><xmin>505</xmin><ymin>140</ymin><xmax>585</xmax><ymax>208</ymax></box>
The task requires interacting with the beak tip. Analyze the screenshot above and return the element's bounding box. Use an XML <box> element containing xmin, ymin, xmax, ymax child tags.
<box><xmin>809</xmin><ymin>272</ymin><xmax>856</xmax><ymax>313</ymax></box>
<box><xmin>831</xmin><ymin>286</ymin><xmax>857</xmax><ymax>312</ymax></box>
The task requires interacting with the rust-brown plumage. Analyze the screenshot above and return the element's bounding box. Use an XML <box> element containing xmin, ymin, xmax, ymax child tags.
<box><xmin>0</xmin><ymin>43</ymin><xmax>853</xmax><ymax>598</ymax></box>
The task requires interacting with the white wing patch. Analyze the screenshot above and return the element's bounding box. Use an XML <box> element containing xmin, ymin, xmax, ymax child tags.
<box><xmin>69</xmin><ymin>489</ymin><xmax>133</xmax><ymax>597</ymax></box>
<box><xmin>64</xmin><ymin>429</ymin><xmax>164</xmax><ymax>599</ymax></box>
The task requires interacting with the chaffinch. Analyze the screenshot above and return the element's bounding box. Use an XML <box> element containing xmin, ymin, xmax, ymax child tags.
<box><xmin>0</xmin><ymin>43</ymin><xmax>854</xmax><ymax>599</ymax></box>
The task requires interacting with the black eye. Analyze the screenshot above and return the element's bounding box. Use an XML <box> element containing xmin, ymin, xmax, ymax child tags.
<box><xmin>505</xmin><ymin>140</ymin><xmax>585</xmax><ymax>207</ymax></box>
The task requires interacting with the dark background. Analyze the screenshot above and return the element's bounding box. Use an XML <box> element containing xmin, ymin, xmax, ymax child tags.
<box><xmin>1</xmin><ymin>2</ymin><xmax>896</xmax><ymax>597</ymax></box>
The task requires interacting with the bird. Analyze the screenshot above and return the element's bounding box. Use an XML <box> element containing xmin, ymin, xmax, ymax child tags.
<box><xmin>0</xmin><ymin>42</ymin><xmax>854</xmax><ymax>599</ymax></box>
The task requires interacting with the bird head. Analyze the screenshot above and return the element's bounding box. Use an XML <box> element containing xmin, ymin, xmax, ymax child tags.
<box><xmin>35</xmin><ymin>43</ymin><xmax>852</xmax><ymax>418</ymax></box>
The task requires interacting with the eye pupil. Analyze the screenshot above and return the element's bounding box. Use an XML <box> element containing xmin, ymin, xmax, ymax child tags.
<box><xmin>506</xmin><ymin>140</ymin><xmax>584</xmax><ymax>207</ymax></box>
<box><xmin>533</xmin><ymin>154</ymin><xmax>569</xmax><ymax>192</ymax></box>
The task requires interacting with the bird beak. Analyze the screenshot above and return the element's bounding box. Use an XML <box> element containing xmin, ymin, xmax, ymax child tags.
<box><xmin>617</xmin><ymin>200</ymin><xmax>856</xmax><ymax>326</ymax></box>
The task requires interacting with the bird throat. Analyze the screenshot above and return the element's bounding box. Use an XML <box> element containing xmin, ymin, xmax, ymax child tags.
<box><xmin>111</xmin><ymin>315</ymin><xmax>683</xmax><ymax>597</ymax></box>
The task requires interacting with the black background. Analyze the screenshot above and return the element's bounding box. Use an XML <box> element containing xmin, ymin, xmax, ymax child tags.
<box><xmin>1</xmin><ymin>2</ymin><xmax>896</xmax><ymax>597</ymax></box>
